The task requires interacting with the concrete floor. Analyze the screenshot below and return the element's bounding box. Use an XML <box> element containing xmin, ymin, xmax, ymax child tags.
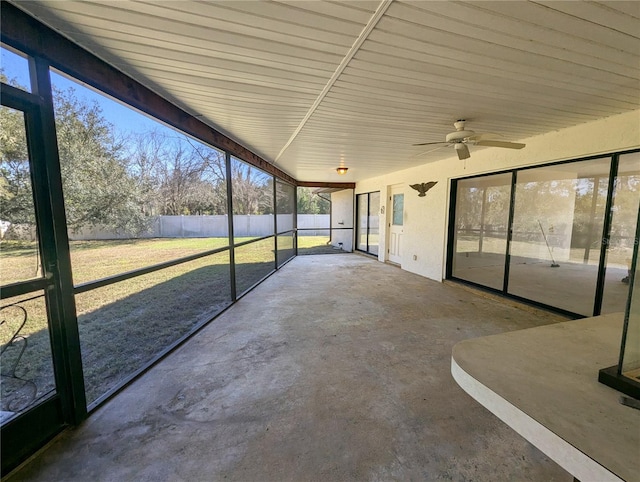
<box><xmin>8</xmin><ymin>254</ymin><xmax>572</xmax><ymax>482</ymax></box>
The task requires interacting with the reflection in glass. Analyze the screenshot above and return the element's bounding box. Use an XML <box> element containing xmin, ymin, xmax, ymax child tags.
<box><xmin>76</xmin><ymin>252</ymin><xmax>231</xmax><ymax>405</ymax></box>
<box><xmin>369</xmin><ymin>192</ymin><xmax>380</xmax><ymax>255</ymax></box>
<box><xmin>1</xmin><ymin>45</ymin><xmax>31</xmax><ymax>92</ymax></box>
<box><xmin>0</xmin><ymin>107</ymin><xmax>42</xmax><ymax>284</ymax></box>
<box><xmin>1</xmin><ymin>293</ymin><xmax>56</xmax><ymax>424</ymax></box>
<box><xmin>452</xmin><ymin>174</ymin><xmax>511</xmax><ymax>290</ymax></box>
<box><xmin>601</xmin><ymin>152</ymin><xmax>640</xmax><ymax>314</ymax></box>
<box><xmin>508</xmin><ymin>158</ymin><xmax>611</xmax><ymax>315</ymax></box>
<box><xmin>231</xmin><ymin>157</ymin><xmax>274</xmax><ymax>242</ymax></box>
<box><xmin>235</xmin><ymin>238</ymin><xmax>275</xmax><ymax>295</ymax></box>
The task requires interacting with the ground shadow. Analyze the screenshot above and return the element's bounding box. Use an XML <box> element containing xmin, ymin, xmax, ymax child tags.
<box><xmin>2</xmin><ymin>262</ymin><xmax>235</xmax><ymax>412</ymax></box>
<box><xmin>298</xmin><ymin>245</ymin><xmax>349</xmax><ymax>255</ymax></box>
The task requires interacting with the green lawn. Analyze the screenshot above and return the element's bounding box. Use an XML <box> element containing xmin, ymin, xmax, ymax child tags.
<box><xmin>0</xmin><ymin>237</ymin><xmax>279</xmax><ymax>409</ymax></box>
<box><xmin>296</xmin><ymin>235</ymin><xmax>348</xmax><ymax>255</ymax></box>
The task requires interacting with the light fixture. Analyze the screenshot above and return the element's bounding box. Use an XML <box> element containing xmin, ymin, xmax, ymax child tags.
<box><xmin>336</xmin><ymin>166</ymin><xmax>348</xmax><ymax>175</ymax></box>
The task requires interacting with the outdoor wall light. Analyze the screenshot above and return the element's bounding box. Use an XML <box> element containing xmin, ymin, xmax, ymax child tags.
<box><xmin>336</xmin><ymin>166</ymin><xmax>348</xmax><ymax>175</ymax></box>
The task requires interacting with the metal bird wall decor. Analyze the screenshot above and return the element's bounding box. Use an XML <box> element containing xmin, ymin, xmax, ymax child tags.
<box><xmin>410</xmin><ymin>181</ymin><xmax>438</xmax><ymax>197</ymax></box>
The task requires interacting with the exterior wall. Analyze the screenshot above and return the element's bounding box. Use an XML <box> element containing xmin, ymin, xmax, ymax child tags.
<box><xmin>331</xmin><ymin>189</ymin><xmax>355</xmax><ymax>252</ymax></box>
<box><xmin>356</xmin><ymin>110</ymin><xmax>640</xmax><ymax>282</ymax></box>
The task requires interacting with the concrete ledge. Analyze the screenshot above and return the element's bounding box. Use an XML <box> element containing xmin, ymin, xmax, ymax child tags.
<box><xmin>451</xmin><ymin>358</ymin><xmax>621</xmax><ymax>482</ymax></box>
<box><xmin>451</xmin><ymin>313</ymin><xmax>638</xmax><ymax>482</ymax></box>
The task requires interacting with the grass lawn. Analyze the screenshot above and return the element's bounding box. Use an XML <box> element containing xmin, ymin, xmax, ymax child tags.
<box><xmin>297</xmin><ymin>235</ymin><xmax>350</xmax><ymax>255</ymax></box>
<box><xmin>1</xmin><ymin>236</ymin><xmax>280</xmax><ymax>409</ymax></box>
<box><xmin>296</xmin><ymin>235</ymin><xmax>329</xmax><ymax>249</ymax></box>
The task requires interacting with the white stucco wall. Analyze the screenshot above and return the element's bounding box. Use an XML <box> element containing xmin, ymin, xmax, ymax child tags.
<box><xmin>356</xmin><ymin>110</ymin><xmax>640</xmax><ymax>282</ymax></box>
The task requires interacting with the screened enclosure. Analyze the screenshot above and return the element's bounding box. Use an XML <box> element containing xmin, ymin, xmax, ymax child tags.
<box><xmin>0</xmin><ymin>41</ymin><xmax>301</xmax><ymax>473</ymax></box>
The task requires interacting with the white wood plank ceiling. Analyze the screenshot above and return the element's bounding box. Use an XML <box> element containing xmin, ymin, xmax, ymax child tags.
<box><xmin>14</xmin><ymin>1</ymin><xmax>640</xmax><ymax>182</ymax></box>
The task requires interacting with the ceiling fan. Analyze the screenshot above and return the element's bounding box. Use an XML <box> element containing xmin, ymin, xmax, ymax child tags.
<box><xmin>413</xmin><ymin>120</ymin><xmax>526</xmax><ymax>160</ymax></box>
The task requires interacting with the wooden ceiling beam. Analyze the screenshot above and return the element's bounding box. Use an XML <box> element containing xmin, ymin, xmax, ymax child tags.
<box><xmin>297</xmin><ymin>181</ymin><xmax>356</xmax><ymax>189</ymax></box>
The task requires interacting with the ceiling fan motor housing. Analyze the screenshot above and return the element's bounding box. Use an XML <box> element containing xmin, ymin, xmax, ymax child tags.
<box><xmin>446</xmin><ymin>130</ymin><xmax>475</xmax><ymax>142</ymax></box>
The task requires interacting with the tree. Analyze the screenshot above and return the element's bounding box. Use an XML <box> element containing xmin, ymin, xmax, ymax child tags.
<box><xmin>0</xmin><ymin>73</ymin><xmax>152</xmax><ymax>235</ymax></box>
<box><xmin>275</xmin><ymin>181</ymin><xmax>295</xmax><ymax>215</ymax></box>
<box><xmin>231</xmin><ymin>160</ymin><xmax>273</xmax><ymax>215</ymax></box>
<box><xmin>1</xmin><ymin>70</ymin><xmax>285</xmax><ymax>236</ymax></box>
<box><xmin>129</xmin><ymin>130</ymin><xmax>228</xmax><ymax>216</ymax></box>
<box><xmin>0</xmin><ymin>103</ymin><xmax>33</xmax><ymax>225</ymax></box>
<box><xmin>296</xmin><ymin>187</ymin><xmax>330</xmax><ymax>214</ymax></box>
<box><xmin>53</xmin><ymin>85</ymin><xmax>150</xmax><ymax>234</ymax></box>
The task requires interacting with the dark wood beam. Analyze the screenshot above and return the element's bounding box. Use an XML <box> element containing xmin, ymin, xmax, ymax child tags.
<box><xmin>1</xmin><ymin>2</ymin><xmax>297</xmax><ymax>185</ymax></box>
<box><xmin>297</xmin><ymin>181</ymin><xmax>356</xmax><ymax>189</ymax></box>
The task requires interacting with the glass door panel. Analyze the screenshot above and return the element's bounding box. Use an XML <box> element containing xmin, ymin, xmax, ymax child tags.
<box><xmin>392</xmin><ymin>194</ymin><xmax>404</xmax><ymax>226</ymax></box>
<box><xmin>0</xmin><ymin>108</ymin><xmax>57</xmax><ymax>425</ymax></box>
<box><xmin>357</xmin><ymin>194</ymin><xmax>367</xmax><ymax>251</ymax></box>
<box><xmin>452</xmin><ymin>174</ymin><xmax>512</xmax><ymax>290</ymax></box>
<box><xmin>508</xmin><ymin>158</ymin><xmax>611</xmax><ymax>315</ymax></box>
<box><xmin>601</xmin><ymin>152</ymin><xmax>640</xmax><ymax>314</ymax></box>
<box><xmin>0</xmin><ymin>107</ymin><xmax>42</xmax><ymax>284</ymax></box>
<box><xmin>620</xmin><ymin>215</ymin><xmax>640</xmax><ymax>380</ymax></box>
<box><xmin>368</xmin><ymin>192</ymin><xmax>380</xmax><ymax>255</ymax></box>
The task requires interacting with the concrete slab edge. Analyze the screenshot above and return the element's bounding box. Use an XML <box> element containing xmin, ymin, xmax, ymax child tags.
<box><xmin>450</xmin><ymin>357</ymin><xmax>622</xmax><ymax>482</ymax></box>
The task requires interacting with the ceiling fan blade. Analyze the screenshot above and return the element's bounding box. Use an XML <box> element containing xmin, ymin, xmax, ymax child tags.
<box><xmin>412</xmin><ymin>145</ymin><xmax>449</xmax><ymax>158</ymax></box>
<box><xmin>412</xmin><ymin>141</ymin><xmax>447</xmax><ymax>146</ymax></box>
<box><xmin>456</xmin><ymin>144</ymin><xmax>470</xmax><ymax>160</ymax></box>
<box><xmin>466</xmin><ymin>132</ymin><xmax>503</xmax><ymax>141</ymax></box>
<box><xmin>474</xmin><ymin>140</ymin><xmax>525</xmax><ymax>149</ymax></box>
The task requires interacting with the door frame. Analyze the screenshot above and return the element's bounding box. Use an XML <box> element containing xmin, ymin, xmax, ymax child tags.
<box><xmin>386</xmin><ymin>184</ymin><xmax>404</xmax><ymax>264</ymax></box>
<box><xmin>1</xmin><ymin>62</ymin><xmax>86</xmax><ymax>476</ymax></box>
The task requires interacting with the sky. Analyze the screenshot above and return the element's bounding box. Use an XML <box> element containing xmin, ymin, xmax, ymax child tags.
<box><xmin>1</xmin><ymin>45</ymin><xmax>168</xmax><ymax>137</ymax></box>
<box><xmin>1</xmin><ymin>45</ymin><xmax>263</xmax><ymax>179</ymax></box>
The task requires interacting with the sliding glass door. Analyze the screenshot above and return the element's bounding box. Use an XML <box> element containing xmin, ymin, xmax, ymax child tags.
<box><xmin>448</xmin><ymin>151</ymin><xmax>639</xmax><ymax>317</ymax></box>
<box><xmin>356</xmin><ymin>192</ymin><xmax>380</xmax><ymax>256</ymax></box>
